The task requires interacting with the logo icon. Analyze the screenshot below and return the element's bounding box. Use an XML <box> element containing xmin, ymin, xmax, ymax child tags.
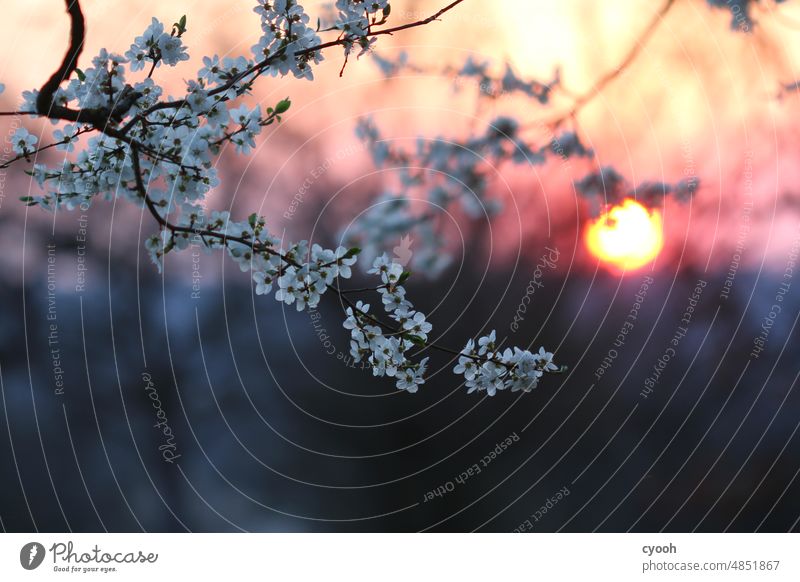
<box><xmin>20</xmin><ymin>542</ymin><xmax>45</xmax><ymax>570</ymax></box>
<box><xmin>392</xmin><ymin>235</ymin><xmax>413</xmax><ymax>267</ymax></box>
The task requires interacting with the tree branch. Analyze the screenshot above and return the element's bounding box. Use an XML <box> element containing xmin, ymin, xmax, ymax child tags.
<box><xmin>36</xmin><ymin>0</ymin><xmax>84</xmax><ymax>117</ymax></box>
<box><xmin>137</xmin><ymin>0</ymin><xmax>468</xmax><ymax>117</ymax></box>
<box><xmin>12</xmin><ymin>0</ymin><xmax>565</xmax><ymax>387</ymax></box>
<box><xmin>548</xmin><ymin>0</ymin><xmax>676</xmax><ymax>127</ymax></box>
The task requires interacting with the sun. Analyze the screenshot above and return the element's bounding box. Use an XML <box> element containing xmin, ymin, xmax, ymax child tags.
<box><xmin>585</xmin><ymin>199</ymin><xmax>663</xmax><ymax>271</ymax></box>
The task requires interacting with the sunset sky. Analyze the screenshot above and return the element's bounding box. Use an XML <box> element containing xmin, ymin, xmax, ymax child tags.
<box><xmin>4</xmin><ymin>1</ymin><xmax>800</xmax><ymax>538</ymax></box>
<box><xmin>3</xmin><ymin>0</ymin><xmax>800</xmax><ymax>274</ymax></box>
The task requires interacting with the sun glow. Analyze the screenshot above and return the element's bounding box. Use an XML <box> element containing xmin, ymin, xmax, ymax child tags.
<box><xmin>585</xmin><ymin>199</ymin><xmax>663</xmax><ymax>271</ymax></box>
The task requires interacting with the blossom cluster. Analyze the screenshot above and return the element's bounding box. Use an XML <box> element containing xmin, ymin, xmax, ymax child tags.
<box><xmin>12</xmin><ymin>127</ymin><xmax>38</xmax><ymax>156</ymax></box>
<box><xmin>5</xmin><ymin>0</ymin><xmax>566</xmax><ymax>398</ymax></box>
<box><xmin>354</xmin><ymin>43</ymin><xmax>708</xmax><ymax>274</ymax></box>
<box><xmin>252</xmin><ymin>0</ymin><xmax>323</xmax><ymax>80</ymax></box>
<box><xmin>258</xmin><ymin>242</ymin><xmax>358</xmax><ymax>311</ymax></box>
<box><xmin>17</xmin><ymin>2</ymin><xmax>398</xmax><ymax>225</ymax></box>
<box><xmin>343</xmin><ymin>254</ymin><xmax>431</xmax><ymax>392</ymax></box>
<box><xmin>334</xmin><ymin>0</ymin><xmax>391</xmax><ymax>58</ymax></box>
<box><xmin>126</xmin><ymin>17</ymin><xmax>189</xmax><ymax>71</ymax></box>
<box><xmin>345</xmin><ymin>116</ymin><xmax>593</xmax><ymax>274</ymax></box>
<box><xmin>20</xmin><ymin>22</ymin><xmax>296</xmax><ymax>232</ymax></box>
<box><xmin>575</xmin><ymin>167</ymin><xmax>698</xmax><ymax>217</ymax></box>
<box><xmin>454</xmin><ymin>331</ymin><xmax>560</xmax><ymax>396</ymax></box>
<box><xmin>373</xmin><ymin>52</ymin><xmax>560</xmax><ymax>104</ymax></box>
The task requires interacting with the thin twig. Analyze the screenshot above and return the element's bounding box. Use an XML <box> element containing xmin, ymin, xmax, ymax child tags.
<box><xmin>12</xmin><ymin>0</ymin><xmax>566</xmax><ymax>379</ymax></box>
<box><xmin>0</xmin><ymin>126</ymin><xmax>93</xmax><ymax>169</ymax></box>
<box><xmin>543</xmin><ymin>0</ymin><xmax>677</xmax><ymax>129</ymax></box>
<box><xmin>135</xmin><ymin>0</ymin><xmax>467</xmax><ymax>118</ymax></box>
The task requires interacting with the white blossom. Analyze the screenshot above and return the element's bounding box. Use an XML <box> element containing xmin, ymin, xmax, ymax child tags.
<box><xmin>454</xmin><ymin>336</ymin><xmax>560</xmax><ymax>396</ymax></box>
<box><xmin>157</xmin><ymin>33</ymin><xmax>189</xmax><ymax>66</ymax></box>
<box><xmin>3</xmin><ymin>0</ymin><xmax>566</xmax><ymax>399</ymax></box>
<box><xmin>125</xmin><ymin>18</ymin><xmax>165</xmax><ymax>71</ymax></box>
<box><xmin>11</xmin><ymin>128</ymin><xmax>37</xmax><ymax>155</ymax></box>
<box><xmin>52</xmin><ymin>124</ymin><xmax>77</xmax><ymax>152</ymax></box>
<box><xmin>477</xmin><ymin>330</ymin><xmax>496</xmax><ymax>356</ymax></box>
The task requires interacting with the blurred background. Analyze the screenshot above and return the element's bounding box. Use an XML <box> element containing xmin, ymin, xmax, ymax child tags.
<box><xmin>1</xmin><ymin>0</ymin><xmax>800</xmax><ymax>531</ymax></box>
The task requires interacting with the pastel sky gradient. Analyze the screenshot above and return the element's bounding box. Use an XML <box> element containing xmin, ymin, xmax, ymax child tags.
<box><xmin>3</xmin><ymin>0</ymin><xmax>800</xmax><ymax>274</ymax></box>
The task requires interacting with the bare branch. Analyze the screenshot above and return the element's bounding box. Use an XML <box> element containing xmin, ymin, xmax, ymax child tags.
<box><xmin>548</xmin><ymin>0</ymin><xmax>676</xmax><ymax>128</ymax></box>
<box><xmin>139</xmin><ymin>0</ymin><xmax>467</xmax><ymax>117</ymax></box>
